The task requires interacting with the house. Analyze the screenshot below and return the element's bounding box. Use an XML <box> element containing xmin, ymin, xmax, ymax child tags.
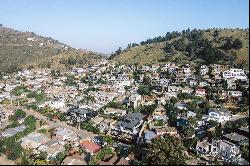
<box><xmin>181</xmin><ymin>86</ymin><xmax>193</xmax><ymax>94</ymax></box>
<box><xmin>141</xmin><ymin>95</ymin><xmax>156</xmax><ymax>106</ymax></box>
<box><xmin>91</xmin><ymin>116</ymin><xmax>104</xmax><ymax>127</ymax></box>
<box><xmin>67</xmin><ymin>108</ymin><xmax>97</xmax><ymax>123</ymax></box>
<box><xmin>211</xmin><ymin>139</ymin><xmax>241</xmax><ymax>159</ymax></box>
<box><xmin>176</xmin><ymin>117</ymin><xmax>190</xmax><ymax>127</ymax></box>
<box><xmin>187</xmin><ymin>111</ymin><xmax>197</xmax><ymax>118</ymax></box>
<box><xmin>128</xmin><ymin>94</ymin><xmax>142</xmax><ymax>109</ymax></box>
<box><xmin>99</xmin><ymin>155</ymin><xmax>119</xmax><ymax>165</ymax></box>
<box><xmin>104</xmin><ymin>108</ymin><xmax>127</xmax><ymax>116</ymax></box>
<box><xmin>168</xmin><ymin>86</ymin><xmax>181</xmax><ymax>92</ymax></box>
<box><xmin>199</xmin><ymin>81</ymin><xmax>209</xmax><ymax>88</ymax></box>
<box><xmin>211</xmin><ymin>64</ymin><xmax>228</xmax><ymax>76</ymax></box>
<box><xmin>54</xmin><ymin>127</ymin><xmax>76</xmax><ymax>142</ymax></box>
<box><xmin>0</xmin><ymin>106</ymin><xmax>15</xmax><ymax>123</ymax></box>
<box><xmin>152</xmin><ymin>106</ymin><xmax>167</xmax><ymax>121</ymax></box>
<box><xmin>164</xmin><ymin>91</ymin><xmax>178</xmax><ymax>100</ymax></box>
<box><xmin>93</xmin><ymin>135</ymin><xmax>107</xmax><ymax>147</ymax></box>
<box><xmin>1</xmin><ymin>125</ymin><xmax>26</xmax><ymax>138</ymax></box>
<box><xmin>188</xmin><ymin>79</ymin><xmax>198</xmax><ymax>87</ymax></box>
<box><xmin>43</xmin><ymin>143</ymin><xmax>65</xmax><ymax>160</ymax></box>
<box><xmin>80</xmin><ymin>140</ymin><xmax>101</xmax><ymax>154</ymax></box>
<box><xmin>227</xmin><ymin>79</ymin><xmax>237</xmax><ymax>90</ymax></box>
<box><xmin>144</xmin><ymin>130</ymin><xmax>157</xmax><ymax>143</ymax></box>
<box><xmin>183</xmin><ymin>65</ymin><xmax>192</xmax><ymax>76</ymax></box>
<box><xmin>207</xmin><ymin>108</ymin><xmax>231</xmax><ymax>123</ymax></box>
<box><xmin>237</xmin><ymin>127</ymin><xmax>249</xmax><ymax>137</ymax></box>
<box><xmin>175</xmin><ymin>102</ymin><xmax>188</xmax><ymax>111</ymax></box>
<box><xmin>222</xmin><ymin>133</ymin><xmax>249</xmax><ymax>146</ymax></box>
<box><xmin>195</xmin><ymin>88</ymin><xmax>206</xmax><ymax>98</ymax></box>
<box><xmin>196</xmin><ymin>139</ymin><xmax>210</xmax><ymax>154</ymax></box>
<box><xmin>223</xmin><ymin>68</ymin><xmax>247</xmax><ymax>80</ymax></box>
<box><xmin>21</xmin><ymin>132</ymin><xmax>49</xmax><ymax>149</ymax></box>
<box><xmin>99</xmin><ymin>119</ymin><xmax>113</xmax><ymax>133</ymax></box>
<box><xmin>94</xmin><ymin>91</ymin><xmax>117</xmax><ymax>105</ymax></box>
<box><xmin>62</xmin><ymin>154</ymin><xmax>87</xmax><ymax>165</ymax></box>
<box><xmin>200</xmin><ymin>65</ymin><xmax>209</xmax><ymax>76</ymax></box>
<box><xmin>72</xmin><ymin>68</ymin><xmax>84</xmax><ymax>74</ymax></box>
<box><xmin>49</xmin><ymin>100</ymin><xmax>65</xmax><ymax>109</ymax></box>
<box><xmin>111</xmin><ymin>112</ymin><xmax>145</xmax><ymax>139</ymax></box>
<box><xmin>227</xmin><ymin>91</ymin><xmax>242</xmax><ymax>101</ymax></box>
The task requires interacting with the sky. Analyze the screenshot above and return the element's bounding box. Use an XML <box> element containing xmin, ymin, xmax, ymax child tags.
<box><xmin>0</xmin><ymin>0</ymin><xmax>249</xmax><ymax>54</ymax></box>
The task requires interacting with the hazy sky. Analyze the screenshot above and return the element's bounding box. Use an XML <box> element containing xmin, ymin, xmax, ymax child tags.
<box><xmin>0</xmin><ymin>0</ymin><xmax>249</xmax><ymax>54</ymax></box>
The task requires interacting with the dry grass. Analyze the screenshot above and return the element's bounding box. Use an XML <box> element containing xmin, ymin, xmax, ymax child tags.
<box><xmin>112</xmin><ymin>29</ymin><xmax>249</xmax><ymax>67</ymax></box>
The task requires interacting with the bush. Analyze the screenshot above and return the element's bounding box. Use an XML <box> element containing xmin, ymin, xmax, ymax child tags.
<box><xmin>80</xmin><ymin>122</ymin><xmax>100</xmax><ymax>134</ymax></box>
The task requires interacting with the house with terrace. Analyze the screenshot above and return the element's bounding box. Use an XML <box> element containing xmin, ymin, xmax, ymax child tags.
<box><xmin>111</xmin><ymin>112</ymin><xmax>145</xmax><ymax>141</ymax></box>
<box><xmin>21</xmin><ymin>132</ymin><xmax>49</xmax><ymax>150</ymax></box>
<box><xmin>104</xmin><ymin>108</ymin><xmax>127</xmax><ymax>117</ymax></box>
<box><xmin>211</xmin><ymin>138</ymin><xmax>241</xmax><ymax>160</ymax></box>
<box><xmin>67</xmin><ymin>108</ymin><xmax>97</xmax><ymax>123</ymax></box>
<box><xmin>207</xmin><ymin>108</ymin><xmax>231</xmax><ymax>123</ymax></box>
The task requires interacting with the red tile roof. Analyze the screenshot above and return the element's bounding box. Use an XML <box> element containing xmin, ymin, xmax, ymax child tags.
<box><xmin>80</xmin><ymin>140</ymin><xmax>101</xmax><ymax>153</ymax></box>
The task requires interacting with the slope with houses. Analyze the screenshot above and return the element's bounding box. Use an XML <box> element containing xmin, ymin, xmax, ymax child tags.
<box><xmin>0</xmin><ymin>59</ymin><xmax>249</xmax><ymax>165</ymax></box>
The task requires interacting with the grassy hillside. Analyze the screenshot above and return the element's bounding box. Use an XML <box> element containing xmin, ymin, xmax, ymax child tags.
<box><xmin>0</xmin><ymin>26</ymin><xmax>103</xmax><ymax>73</ymax></box>
<box><xmin>110</xmin><ymin>28</ymin><xmax>249</xmax><ymax>68</ymax></box>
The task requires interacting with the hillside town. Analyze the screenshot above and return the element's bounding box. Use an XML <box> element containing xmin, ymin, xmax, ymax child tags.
<box><xmin>0</xmin><ymin>60</ymin><xmax>249</xmax><ymax>165</ymax></box>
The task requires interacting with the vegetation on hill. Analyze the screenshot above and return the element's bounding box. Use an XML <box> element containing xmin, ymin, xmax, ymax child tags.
<box><xmin>0</xmin><ymin>26</ymin><xmax>103</xmax><ymax>74</ymax></box>
<box><xmin>109</xmin><ymin>28</ymin><xmax>249</xmax><ymax>68</ymax></box>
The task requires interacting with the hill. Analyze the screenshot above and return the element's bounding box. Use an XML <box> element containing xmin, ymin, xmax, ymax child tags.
<box><xmin>109</xmin><ymin>28</ymin><xmax>249</xmax><ymax>68</ymax></box>
<box><xmin>0</xmin><ymin>26</ymin><xmax>103</xmax><ymax>74</ymax></box>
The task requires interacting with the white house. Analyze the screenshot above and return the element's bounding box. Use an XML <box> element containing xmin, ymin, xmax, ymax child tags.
<box><xmin>72</xmin><ymin>68</ymin><xmax>84</xmax><ymax>73</ymax></box>
<box><xmin>196</xmin><ymin>139</ymin><xmax>210</xmax><ymax>154</ymax></box>
<box><xmin>211</xmin><ymin>139</ymin><xmax>241</xmax><ymax>159</ymax></box>
<box><xmin>200</xmin><ymin>65</ymin><xmax>209</xmax><ymax>76</ymax></box>
<box><xmin>21</xmin><ymin>132</ymin><xmax>49</xmax><ymax>149</ymax></box>
<box><xmin>183</xmin><ymin>66</ymin><xmax>192</xmax><ymax>76</ymax></box>
<box><xmin>227</xmin><ymin>91</ymin><xmax>242</xmax><ymax>98</ymax></box>
<box><xmin>49</xmin><ymin>100</ymin><xmax>65</xmax><ymax>109</ymax></box>
<box><xmin>181</xmin><ymin>86</ymin><xmax>193</xmax><ymax>94</ymax></box>
<box><xmin>199</xmin><ymin>81</ymin><xmax>209</xmax><ymax>87</ymax></box>
<box><xmin>104</xmin><ymin>108</ymin><xmax>127</xmax><ymax>116</ymax></box>
<box><xmin>223</xmin><ymin>69</ymin><xmax>247</xmax><ymax>80</ymax></box>
<box><xmin>207</xmin><ymin>108</ymin><xmax>231</xmax><ymax>123</ymax></box>
<box><xmin>128</xmin><ymin>94</ymin><xmax>142</xmax><ymax>109</ymax></box>
<box><xmin>168</xmin><ymin>86</ymin><xmax>181</xmax><ymax>92</ymax></box>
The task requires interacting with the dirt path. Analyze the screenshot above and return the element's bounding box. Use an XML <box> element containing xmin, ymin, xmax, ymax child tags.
<box><xmin>0</xmin><ymin>155</ymin><xmax>16</xmax><ymax>165</ymax></box>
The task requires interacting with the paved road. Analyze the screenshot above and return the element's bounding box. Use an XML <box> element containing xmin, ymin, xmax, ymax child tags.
<box><xmin>22</xmin><ymin>108</ymin><xmax>96</xmax><ymax>139</ymax></box>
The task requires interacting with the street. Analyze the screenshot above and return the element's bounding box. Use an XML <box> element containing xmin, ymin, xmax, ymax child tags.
<box><xmin>22</xmin><ymin>108</ymin><xmax>96</xmax><ymax>139</ymax></box>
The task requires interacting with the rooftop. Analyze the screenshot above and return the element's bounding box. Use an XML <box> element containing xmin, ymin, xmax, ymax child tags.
<box><xmin>208</xmin><ymin>108</ymin><xmax>230</xmax><ymax>116</ymax></box>
<box><xmin>239</xmin><ymin>126</ymin><xmax>249</xmax><ymax>133</ymax></box>
<box><xmin>224</xmin><ymin>133</ymin><xmax>248</xmax><ymax>142</ymax></box>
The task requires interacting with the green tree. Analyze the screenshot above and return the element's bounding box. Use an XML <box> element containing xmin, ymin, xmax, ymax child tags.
<box><xmin>240</xmin><ymin>145</ymin><xmax>249</xmax><ymax>160</ymax></box>
<box><xmin>65</xmin><ymin>75</ymin><xmax>77</xmax><ymax>86</ymax></box>
<box><xmin>178</xmin><ymin>92</ymin><xmax>191</xmax><ymax>100</ymax></box>
<box><xmin>55</xmin><ymin>151</ymin><xmax>67</xmax><ymax>165</ymax></box>
<box><xmin>144</xmin><ymin>134</ymin><xmax>187</xmax><ymax>165</ymax></box>
<box><xmin>24</xmin><ymin>115</ymin><xmax>36</xmax><ymax>125</ymax></box>
<box><xmin>138</xmin><ymin>85</ymin><xmax>152</xmax><ymax>96</ymax></box>
<box><xmin>139</xmin><ymin>104</ymin><xmax>157</xmax><ymax>116</ymax></box>
<box><xmin>11</xmin><ymin>86</ymin><xmax>30</xmax><ymax>96</ymax></box>
<box><xmin>233</xmin><ymin>38</ymin><xmax>243</xmax><ymax>50</ymax></box>
<box><xmin>15</xmin><ymin>109</ymin><xmax>26</xmax><ymax>119</ymax></box>
<box><xmin>214</xmin><ymin>123</ymin><xmax>223</xmax><ymax>138</ymax></box>
<box><xmin>213</xmin><ymin>30</ymin><xmax>219</xmax><ymax>38</ymax></box>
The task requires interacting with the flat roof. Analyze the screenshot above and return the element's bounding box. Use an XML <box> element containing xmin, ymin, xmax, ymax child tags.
<box><xmin>224</xmin><ymin>133</ymin><xmax>248</xmax><ymax>142</ymax></box>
